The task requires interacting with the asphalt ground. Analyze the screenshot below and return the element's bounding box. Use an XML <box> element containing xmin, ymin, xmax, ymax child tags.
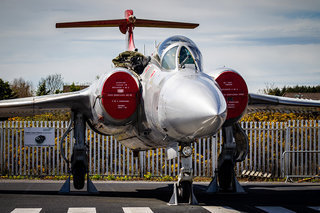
<box><xmin>0</xmin><ymin>180</ymin><xmax>319</xmax><ymax>212</ymax></box>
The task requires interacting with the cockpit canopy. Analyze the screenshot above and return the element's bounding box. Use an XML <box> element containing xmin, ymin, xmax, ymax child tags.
<box><xmin>155</xmin><ymin>36</ymin><xmax>203</xmax><ymax>71</ymax></box>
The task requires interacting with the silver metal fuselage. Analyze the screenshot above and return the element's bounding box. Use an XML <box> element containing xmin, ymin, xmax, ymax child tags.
<box><xmin>141</xmin><ymin>61</ymin><xmax>227</xmax><ymax>142</ymax></box>
<box><xmin>0</xmin><ymin>36</ymin><xmax>227</xmax><ymax>151</ymax></box>
<box><xmin>89</xmin><ymin>58</ymin><xmax>227</xmax><ymax>150</ymax></box>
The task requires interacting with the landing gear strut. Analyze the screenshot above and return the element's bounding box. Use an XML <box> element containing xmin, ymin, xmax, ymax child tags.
<box><xmin>207</xmin><ymin>123</ymin><xmax>248</xmax><ymax>193</ymax></box>
<box><xmin>59</xmin><ymin>112</ymin><xmax>98</xmax><ymax>194</ymax></box>
<box><xmin>169</xmin><ymin>144</ymin><xmax>198</xmax><ymax>205</ymax></box>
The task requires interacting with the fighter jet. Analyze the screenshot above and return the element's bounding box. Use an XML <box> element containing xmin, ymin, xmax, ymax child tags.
<box><xmin>1</xmin><ymin>10</ymin><xmax>320</xmax><ymax>205</ymax></box>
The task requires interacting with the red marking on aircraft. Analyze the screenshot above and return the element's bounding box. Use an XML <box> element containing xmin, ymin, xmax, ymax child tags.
<box><xmin>215</xmin><ymin>71</ymin><xmax>248</xmax><ymax>120</ymax></box>
<box><xmin>102</xmin><ymin>71</ymin><xmax>139</xmax><ymax>119</ymax></box>
<box><xmin>145</xmin><ymin>65</ymin><xmax>151</xmax><ymax>73</ymax></box>
<box><xmin>150</xmin><ymin>70</ymin><xmax>156</xmax><ymax>78</ymax></box>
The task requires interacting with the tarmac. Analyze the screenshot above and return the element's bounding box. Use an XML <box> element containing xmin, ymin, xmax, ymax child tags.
<box><xmin>0</xmin><ymin>180</ymin><xmax>319</xmax><ymax>212</ymax></box>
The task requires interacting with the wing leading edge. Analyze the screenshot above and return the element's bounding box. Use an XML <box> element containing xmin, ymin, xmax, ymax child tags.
<box><xmin>248</xmin><ymin>93</ymin><xmax>320</xmax><ymax>112</ymax></box>
<box><xmin>0</xmin><ymin>89</ymin><xmax>91</xmax><ymax>118</ymax></box>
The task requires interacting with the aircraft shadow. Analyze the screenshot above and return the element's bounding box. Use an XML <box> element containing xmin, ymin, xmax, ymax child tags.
<box><xmin>0</xmin><ymin>183</ymin><xmax>319</xmax><ymax>206</ymax></box>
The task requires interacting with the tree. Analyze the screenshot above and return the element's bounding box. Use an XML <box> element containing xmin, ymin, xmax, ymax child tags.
<box><xmin>36</xmin><ymin>81</ymin><xmax>49</xmax><ymax>96</ymax></box>
<box><xmin>261</xmin><ymin>83</ymin><xmax>282</xmax><ymax>96</ymax></box>
<box><xmin>262</xmin><ymin>84</ymin><xmax>320</xmax><ymax>96</ymax></box>
<box><xmin>11</xmin><ymin>78</ymin><xmax>33</xmax><ymax>98</ymax></box>
<box><xmin>0</xmin><ymin>78</ymin><xmax>15</xmax><ymax>100</ymax></box>
<box><xmin>46</xmin><ymin>74</ymin><xmax>63</xmax><ymax>94</ymax></box>
<box><xmin>36</xmin><ymin>74</ymin><xmax>64</xmax><ymax>96</ymax></box>
<box><xmin>69</xmin><ymin>82</ymin><xmax>81</xmax><ymax>92</ymax></box>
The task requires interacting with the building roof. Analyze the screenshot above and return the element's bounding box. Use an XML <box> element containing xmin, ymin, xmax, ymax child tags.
<box><xmin>283</xmin><ymin>92</ymin><xmax>320</xmax><ymax>100</ymax></box>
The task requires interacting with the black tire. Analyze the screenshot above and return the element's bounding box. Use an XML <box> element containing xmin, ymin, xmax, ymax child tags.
<box><xmin>218</xmin><ymin>160</ymin><xmax>234</xmax><ymax>191</ymax></box>
<box><xmin>178</xmin><ymin>181</ymin><xmax>191</xmax><ymax>203</ymax></box>
<box><xmin>72</xmin><ymin>162</ymin><xmax>86</xmax><ymax>190</ymax></box>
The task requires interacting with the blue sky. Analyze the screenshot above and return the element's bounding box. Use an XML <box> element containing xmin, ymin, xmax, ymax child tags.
<box><xmin>0</xmin><ymin>0</ymin><xmax>320</xmax><ymax>92</ymax></box>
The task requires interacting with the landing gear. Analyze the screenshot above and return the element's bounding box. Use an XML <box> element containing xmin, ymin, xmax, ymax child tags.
<box><xmin>218</xmin><ymin>160</ymin><xmax>235</xmax><ymax>191</ymax></box>
<box><xmin>207</xmin><ymin>122</ymin><xmax>248</xmax><ymax>193</ymax></box>
<box><xmin>71</xmin><ymin>144</ymin><xmax>87</xmax><ymax>190</ymax></box>
<box><xmin>178</xmin><ymin>181</ymin><xmax>191</xmax><ymax>201</ymax></box>
<box><xmin>169</xmin><ymin>144</ymin><xmax>198</xmax><ymax>205</ymax></box>
<box><xmin>59</xmin><ymin>112</ymin><xmax>98</xmax><ymax>194</ymax></box>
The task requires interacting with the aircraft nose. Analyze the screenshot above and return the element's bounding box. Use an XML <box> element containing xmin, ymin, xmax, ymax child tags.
<box><xmin>158</xmin><ymin>74</ymin><xmax>227</xmax><ymax>140</ymax></box>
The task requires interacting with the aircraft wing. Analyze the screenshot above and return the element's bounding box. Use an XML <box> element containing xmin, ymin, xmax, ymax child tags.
<box><xmin>248</xmin><ymin>93</ymin><xmax>320</xmax><ymax>112</ymax></box>
<box><xmin>0</xmin><ymin>89</ymin><xmax>91</xmax><ymax>118</ymax></box>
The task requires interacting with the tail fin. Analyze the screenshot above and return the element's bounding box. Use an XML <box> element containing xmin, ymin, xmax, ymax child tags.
<box><xmin>56</xmin><ymin>10</ymin><xmax>199</xmax><ymax>51</ymax></box>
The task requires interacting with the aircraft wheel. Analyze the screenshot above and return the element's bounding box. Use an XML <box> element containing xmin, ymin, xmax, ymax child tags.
<box><xmin>72</xmin><ymin>162</ymin><xmax>86</xmax><ymax>190</ymax></box>
<box><xmin>218</xmin><ymin>160</ymin><xmax>234</xmax><ymax>191</ymax></box>
<box><xmin>178</xmin><ymin>181</ymin><xmax>191</xmax><ymax>203</ymax></box>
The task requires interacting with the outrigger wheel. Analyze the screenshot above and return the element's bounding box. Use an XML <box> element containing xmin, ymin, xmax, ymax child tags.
<box><xmin>59</xmin><ymin>113</ymin><xmax>98</xmax><ymax>194</ymax></box>
<box><xmin>218</xmin><ymin>160</ymin><xmax>235</xmax><ymax>191</ymax></box>
<box><xmin>71</xmin><ymin>145</ymin><xmax>88</xmax><ymax>190</ymax></box>
<box><xmin>72</xmin><ymin>163</ymin><xmax>86</xmax><ymax>189</ymax></box>
<box><xmin>207</xmin><ymin>123</ymin><xmax>247</xmax><ymax>193</ymax></box>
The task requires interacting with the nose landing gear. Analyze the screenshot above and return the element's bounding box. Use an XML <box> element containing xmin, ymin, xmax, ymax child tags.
<box><xmin>168</xmin><ymin>144</ymin><xmax>198</xmax><ymax>205</ymax></box>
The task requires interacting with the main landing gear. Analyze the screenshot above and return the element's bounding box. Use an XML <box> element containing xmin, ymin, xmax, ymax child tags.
<box><xmin>59</xmin><ymin>112</ymin><xmax>98</xmax><ymax>194</ymax></box>
<box><xmin>169</xmin><ymin>144</ymin><xmax>198</xmax><ymax>205</ymax></box>
<box><xmin>207</xmin><ymin>122</ymin><xmax>248</xmax><ymax>193</ymax></box>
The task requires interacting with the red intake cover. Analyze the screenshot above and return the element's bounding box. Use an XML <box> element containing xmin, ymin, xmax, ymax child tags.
<box><xmin>215</xmin><ymin>70</ymin><xmax>248</xmax><ymax>120</ymax></box>
<box><xmin>101</xmin><ymin>71</ymin><xmax>139</xmax><ymax>120</ymax></box>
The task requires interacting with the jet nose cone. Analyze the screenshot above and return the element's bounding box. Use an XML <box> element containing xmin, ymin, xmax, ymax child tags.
<box><xmin>158</xmin><ymin>74</ymin><xmax>227</xmax><ymax>140</ymax></box>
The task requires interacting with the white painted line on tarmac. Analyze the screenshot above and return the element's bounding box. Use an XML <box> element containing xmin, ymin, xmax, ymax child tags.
<box><xmin>122</xmin><ymin>207</ymin><xmax>154</xmax><ymax>213</ymax></box>
<box><xmin>202</xmin><ymin>206</ymin><xmax>241</xmax><ymax>213</ymax></box>
<box><xmin>256</xmin><ymin>206</ymin><xmax>295</xmax><ymax>213</ymax></box>
<box><xmin>67</xmin><ymin>207</ymin><xmax>96</xmax><ymax>213</ymax></box>
<box><xmin>11</xmin><ymin>208</ymin><xmax>42</xmax><ymax>213</ymax></box>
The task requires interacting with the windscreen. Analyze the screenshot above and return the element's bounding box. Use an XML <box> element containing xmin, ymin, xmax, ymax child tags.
<box><xmin>157</xmin><ymin>35</ymin><xmax>203</xmax><ymax>71</ymax></box>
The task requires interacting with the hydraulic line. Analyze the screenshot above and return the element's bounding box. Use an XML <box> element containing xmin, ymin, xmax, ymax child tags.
<box><xmin>60</xmin><ymin>115</ymin><xmax>74</xmax><ymax>164</ymax></box>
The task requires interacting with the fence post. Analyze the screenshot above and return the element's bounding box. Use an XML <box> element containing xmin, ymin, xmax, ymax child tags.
<box><xmin>279</xmin><ymin>122</ymin><xmax>283</xmax><ymax>178</ymax></box>
<box><xmin>275</xmin><ymin>122</ymin><xmax>279</xmax><ymax>177</ymax></box>
<box><xmin>284</xmin><ymin>122</ymin><xmax>289</xmax><ymax>178</ymax></box>
<box><xmin>206</xmin><ymin>137</ymin><xmax>210</xmax><ymax>176</ymax></box>
<box><xmin>139</xmin><ymin>151</ymin><xmax>145</xmax><ymax>178</ymax></box>
<box><xmin>318</xmin><ymin>120</ymin><xmax>320</xmax><ymax>174</ymax></box>
<box><xmin>211</xmin><ymin>135</ymin><xmax>216</xmax><ymax>177</ymax></box>
<box><xmin>19</xmin><ymin>121</ymin><xmax>23</xmax><ymax>176</ymax></box>
<box><xmin>0</xmin><ymin>122</ymin><xmax>2</xmax><ymax>173</ymax></box>
<box><xmin>193</xmin><ymin>142</ymin><xmax>197</xmax><ymax>177</ymax></box>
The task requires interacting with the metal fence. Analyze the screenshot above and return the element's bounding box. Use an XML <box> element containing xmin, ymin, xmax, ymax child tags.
<box><xmin>0</xmin><ymin>120</ymin><xmax>319</xmax><ymax>178</ymax></box>
<box><xmin>282</xmin><ymin>120</ymin><xmax>320</xmax><ymax>180</ymax></box>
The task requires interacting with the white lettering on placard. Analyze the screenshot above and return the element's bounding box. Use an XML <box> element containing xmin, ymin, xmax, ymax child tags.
<box><xmin>223</xmin><ymin>81</ymin><xmax>233</xmax><ymax>86</ymax></box>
